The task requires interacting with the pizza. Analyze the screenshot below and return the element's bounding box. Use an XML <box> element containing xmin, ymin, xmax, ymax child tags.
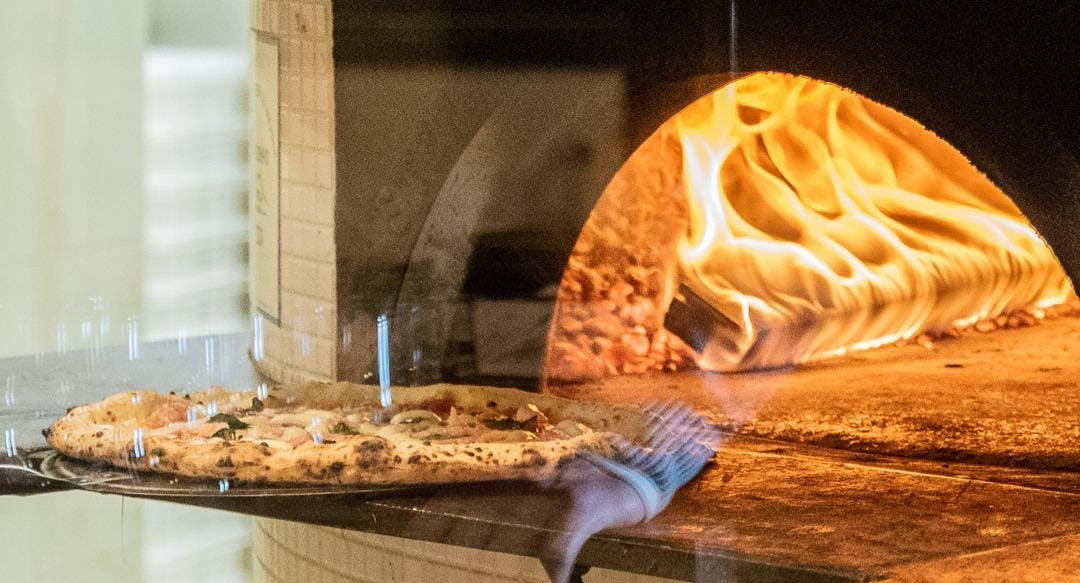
<box><xmin>45</xmin><ymin>382</ymin><xmax>650</xmax><ymax>485</ymax></box>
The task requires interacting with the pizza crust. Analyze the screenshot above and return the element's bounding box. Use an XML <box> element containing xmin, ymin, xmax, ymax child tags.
<box><xmin>46</xmin><ymin>383</ymin><xmax>650</xmax><ymax>485</ymax></box>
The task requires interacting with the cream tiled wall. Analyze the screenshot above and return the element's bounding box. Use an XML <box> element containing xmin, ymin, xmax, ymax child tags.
<box><xmin>250</xmin><ymin>0</ymin><xmax>336</xmax><ymax>384</ymax></box>
<box><xmin>253</xmin><ymin>518</ymin><xmax>680</xmax><ymax>583</ymax></box>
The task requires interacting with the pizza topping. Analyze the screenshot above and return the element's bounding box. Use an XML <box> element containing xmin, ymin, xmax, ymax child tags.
<box><xmin>207</xmin><ymin>413</ymin><xmax>249</xmax><ymax>430</ymax></box>
<box><xmin>377</xmin><ymin>423</ymin><xmax>427</xmax><ymax>437</ymax></box>
<box><xmin>245</xmin><ymin>397</ymin><xmax>265</xmax><ymax>413</ymax></box>
<box><xmin>555</xmin><ymin>420</ymin><xmax>591</xmax><ymax>437</ymax></box>
<box><xmin>174</xmin><ymin>398</ymin><xmax>580</xmax><ymax>449</ymax></box>
<box><xmin>390</xmin><ymin>410</ymin><xmax>442</xmax><ymax>425</ymax></box>
<box><xmin>477</xmin><ymin>429</ymin><xmax>538</xmax><ymax>443</ymax></box>
<box><xmin>446</xmin><ymin>409</ymin><xmax>477</xmax><ymax>427</ymax></box>
<box><xmin>211</xmin><ymin>427</ymin><xmax>238</xmax><ymax>441</ymax></box>
<box><xmin>513</xmin><ymin>404</ymin><xmax>550</xmax><ymax>426</ymax></box>
<box><xmin>479</xmin><ymin>417</ymin><xmax>533</xmax><ymax>431</ymax></box>
<box><xmin>330</xmin><ymin>422</ymin><xmax>359</xmax><ymax>435</ymax></box>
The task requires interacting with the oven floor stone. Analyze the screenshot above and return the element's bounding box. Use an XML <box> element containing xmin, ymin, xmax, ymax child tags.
<box><xmin>559</xmin><ymin>314</ymin><xmax>1080</xmax><ymax>472</ymax></box>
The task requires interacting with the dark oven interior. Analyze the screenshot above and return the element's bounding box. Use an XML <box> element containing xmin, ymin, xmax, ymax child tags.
<box><xmin>331</xmin><ymin>2</ymin><xmax>1079</xmax><ymax>387</ymax></box>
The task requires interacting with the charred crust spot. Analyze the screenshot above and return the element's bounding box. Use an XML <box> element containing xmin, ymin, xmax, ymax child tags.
<box><xmin>463</xmin><ymin>451</ymin><xmax>475</xmax><ymax>457</ymax></box>
<box><xmin>216</xmin><ymin>457</ymin><xmax>234</xmax><ymax>468</ymax></box>
<box><xmin>65</xmin><ymin>406</ymin><xmax>77</xmax><ymax>414</ymax></box>
<box><xmin>354</xmin><ymin>440</ymin><xmax>387</xmax><ymax>455</ymax></box>
<box><xmin>330</xmin><ymin>462</ymin><xmax>345</xmax><ymax>474</ymax></box>
<box><xmin>41</xmin><ymin>427</ymin><xmax>53</xmax><ymax>439</ymax></box>
<box><xmin>486</xmin><ymin>401</ymin><xmax>498</xmax><ymax>408</ymax></box>
<box><xmin>94</xmin><ymin>431</ymin><xmax>104</xmax><ymax>438</ymax></box>
<box><xmin>151</xmin><ymin>448</ymin><xmax>166</xmax><ymax>456</ymax></box>
<box><xmin>183</xmin><ymin>395</ymin><xmax>191</xmax><ymax>400</ymax></box>
<box><xmin>510</xmin><ymin>448</ymin><xmax>546</xmax><ymax>468</ymax></box>
<box><xmin>408</xmin><ymin>454</ymin><xmax>422</xmax><ymax>464</ymax></box>
<box><xmin>393</xmin><ymin>455</ymin><xmax>402</xmax><ymax>463</ymax></box>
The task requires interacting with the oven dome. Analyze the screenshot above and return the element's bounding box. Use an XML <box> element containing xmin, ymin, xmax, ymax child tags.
<box><xmin>546</xmin><ymin>71</ymin><xmax>1074</xmax><ymax>380</ymax></box>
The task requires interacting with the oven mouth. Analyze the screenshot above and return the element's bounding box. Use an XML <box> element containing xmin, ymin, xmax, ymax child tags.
<box><xmin>543</xmin><ymin>71</ymin><xmax>1075</xmax><ymax>383</ymax></box>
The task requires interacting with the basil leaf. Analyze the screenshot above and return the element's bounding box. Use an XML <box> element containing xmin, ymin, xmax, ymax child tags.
<box><xmin>211</xmin><ymin>427</ymin><xmax>236</xmax><ymax>440</ymax></box>
<box><xmin>480</xmin><ymin>418</ymin><xmax>529</xmax><ymax>431</ymax></box>
<box><xmin>207</xmin><ymin>413</ymin><xmax>250</xmax><ymax>430</ymax></box>
<box><xmin>330</xmin><ymin>422</ymin><xmax>359</xmax><ymax>435</ymax></box>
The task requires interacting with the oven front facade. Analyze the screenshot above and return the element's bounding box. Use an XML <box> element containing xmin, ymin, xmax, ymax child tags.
<box><xmin>2</xmin><ymin>3</ymin><xmax>1078</xmax><ymax>582</ymax></box>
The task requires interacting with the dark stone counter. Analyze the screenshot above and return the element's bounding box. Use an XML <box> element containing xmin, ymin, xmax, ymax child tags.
<box><xmin>3</xmin><ymin>325</ymin><xmax>1079</xmax><ymax>580</ymax></box>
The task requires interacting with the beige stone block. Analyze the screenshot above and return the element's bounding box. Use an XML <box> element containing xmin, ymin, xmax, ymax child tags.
<box><xmin>315</xmin><ymin>77</ymin><xmax>332</xmax><ymax>114</ymax></box>
<box><xmin>301</xmin><ymin>111</ymin><xmax>318</xmax><ymax>146</ymax></box>
<box><xmin>315</xmin><ymin>43</ymin><xmax>331</xmax><ymax>75</ymax></box>
<box><xmin>282</xmin><ymin>256</ymin><xmax>334</xmax><ymax>302</ymax></box>
<box><xmin>312</xmin><ymin>3</ymin><xmax>326</xmax><ymax>36</ymax></box>
<box><xmin>302</xmin><ymin>40</ymin><xmax>316</xmax><ymax>72</ymax></box>
<box><xmin>286</xmin><ymin>38</ymin><xmax>302</xmax><ymax>72</ymax></box>
<box><xmin>303</xmin><ymin>75</ymin><xmax>317</xmax><ymax>112</ymax></box>
<box><xmin>279</xmin><ymin>143</ymin><xmax>298</xmax><ymax>182</ymax></box>
<box><xmin>282</xmin><ymin>291</ymin><xmax>334</xmax><ymax>339</ymax></box>
<box><xmin>286</xmin><ymin>75</ymin><xmax>302</xmax><ymax>110</ymax></box>
<box><xmin>267</xmin><ymin>1</ymin><xmax>279</xmax><ymax>34</ymax></box>
<box><xmin>282</xmin><ymin>184</ymin><xmax>333</xmax><ymax>225</ymax></box>
<box><xmin>314</xmin><ymin>114</ymin><xmax>331</xmax><ymax>149</ymax></box>
<box><xmin>300</xmin><ymin>149</ymin><xmax>317</xmax><ymax>184</ymax></box>
<box><xmin>315</xmin><ymin>150</ymin><xmax>334</xmax><ymax>188</ymax></box>
<box><xmin>282</xmin><ymin>218</ymin><xmax>333</xmax><ymax>262</ymax></box>
<box><xmin>281</xmin><ymin>108</ymin><xmax>301</xmax><ymax>144</ymax></box>
<box><xmin>289</xmin><ymin>332</ymin><xmax>334</xmax><ymax>376</ymax></box>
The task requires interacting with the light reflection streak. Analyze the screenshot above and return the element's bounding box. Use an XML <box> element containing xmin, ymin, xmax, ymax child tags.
<box><xmin>252</xmin><ymin>314</ymin><xmax>264</xmax><ymax>360</ymax></box>
<box><xmin>132</xmin><ymin>428</ymin><xmax>145</xmax><ymax>459</ymax></box>
<box><xmin>4</xmin><ymin>376</ymin><xmax>14</xmax><ymax>407</ymax></box>
<box><xmin>377</xmin><ymin>313</ymin><xmax>391</xmax><ymax>407</ymax></box>
<box><xmin>56</xmin><ymin>324</ymin><xmax>67</xmax><ymax>356</ymax></box>
<box><xmin>127</xmin><ymin>317</ymin><xmax>140</xmax><ymax>360</ymax></box>
<box><xmin>4</xmin><ymin>428</ymin><xmax>16</xmax><ymax>456</ymax></box>
<box><xmin>205</xmin><ymin>336</ymin><xmax>216</xmax><ymax>378</ymax></box>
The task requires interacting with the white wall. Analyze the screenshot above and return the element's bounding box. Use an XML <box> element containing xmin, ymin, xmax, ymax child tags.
<box><xmin>0</xmin><ymin>2</ymin><xmax>146</xmax><ymax>358</ymax></box>
<box><xmin>0</xmin><ymin>3</ymin><xmax>252</xmax><ymax>583</ymax></box>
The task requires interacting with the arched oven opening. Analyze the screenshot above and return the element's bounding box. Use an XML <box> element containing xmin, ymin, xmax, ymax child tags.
<box><xmin>543</xmin><ymin>72</ymin><xmax>1076</xmax><ymax>390</ymax></box>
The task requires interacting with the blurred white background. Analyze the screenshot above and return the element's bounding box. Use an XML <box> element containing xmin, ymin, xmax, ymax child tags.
<box><xmin>1</xmin><ymin>1</ymin><xmax>253</xmax><ymax>581</ymax></box>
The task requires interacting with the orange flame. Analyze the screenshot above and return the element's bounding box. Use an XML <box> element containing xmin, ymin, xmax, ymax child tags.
<box><xmin>675</xmin><ymin>72</ymin><xmax>1073</xmax><ymax>371</ymax></box>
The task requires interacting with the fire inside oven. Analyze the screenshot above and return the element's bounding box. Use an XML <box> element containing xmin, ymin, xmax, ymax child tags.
<box><xmin>541</xmin><ymin>72</ymin><xmax>1075</xmax><ymax>384</ymax></box>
